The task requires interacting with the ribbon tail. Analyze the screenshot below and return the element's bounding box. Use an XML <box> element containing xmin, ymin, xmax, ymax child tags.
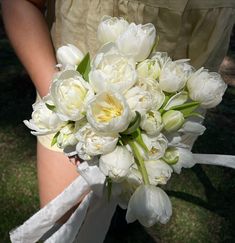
<box><xmin>10</xmin><ymin>176</ymin><xmax>90</xmax><ymax>243</ymax></box>
<box><xmin>74</xmin><ymin>193</ymin><xmax>117</xmax><ymax>243</ymax></box>
<box><xmin>45</xmin><ymin>192</ymin><xmax>93</xmax><ymax>243</ymax></box>
<box><xmin>194</xmin><ymin>153</ymin><xmax>235</xmax><ymax>169</ymax></box>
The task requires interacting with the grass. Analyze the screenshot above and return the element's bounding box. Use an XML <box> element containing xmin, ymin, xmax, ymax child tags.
<box><xmin>0</xmin><ymin>18</ymin><xmax>235</xmax><ymax>243</ymax></box>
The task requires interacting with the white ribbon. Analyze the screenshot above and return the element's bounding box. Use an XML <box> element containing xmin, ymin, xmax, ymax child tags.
<box><xmin>194</xmin><ymin>153</ymin><xmax>235</xmax><ymax>169</ymax></box>
<box><xmin>10</xmin><ymin>175</ymin><xmax>90</xmax><ymax>243</ymax></box>
<box><xmin>45</xmin><ymin>192</ymin><xmax>93</xmax><ymax>243</ymax></box>
<box><xmin>9</xmin><ymin>162</ymin><xmax>117</xmax><ymax>243</ymax></box>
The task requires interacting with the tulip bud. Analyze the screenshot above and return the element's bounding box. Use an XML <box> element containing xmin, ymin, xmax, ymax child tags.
<box><xmin>162</xmin><ymin>147</ymin><xmax>179</xmax><ymax>165</ymax></box>
<box><xmin>56</xmin><ymin>44</ymin><xmax>84</xmax><ymax>67</ymax></box>
<box><xmin>162</xmin><ymin>110</ymin><xmax>184</xmax><ymax>132</ymax></box>
<box><xmin>57</xmin><ymin>123</ymin><xmax>78</xmax><ymax>149</ymax></box>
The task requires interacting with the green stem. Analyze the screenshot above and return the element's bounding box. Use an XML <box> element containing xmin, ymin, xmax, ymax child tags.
<box><xmin>128</xmin><ymin>140</ymin><xmax>150</xmax><ymax>185</ymax></box>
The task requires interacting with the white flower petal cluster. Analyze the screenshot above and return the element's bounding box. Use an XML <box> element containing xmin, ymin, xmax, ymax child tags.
<box><xmin>23</xmin><ymin>101</ymin><xmax>65</xmax><ymax>135</ymax></box>
<box><xmin>89</xmin><ymin>48</ymin><xmax>137</xmax><ymax>93</ymax></box>
<box><xmin>142</xmin><ymin>133</ymin><xmax>168</xmax><ymax>160</ymax></box>
<box><xmin>97</xmin><ymin>16</ymin><xmax>129</xmax><ymax>44</ymax></box>
<box><xmin>97</xmin><ymin>16</ymin><xmax>157</xmax><ymax>62</ymax></box>
<box><xmin>137</xmin><ymin>52</ymin><xmax>170</xmax><ymax>80</ymax></box>
<box><xmin>99</xmin><ymin>146</ymin><xmax>134</xmax><ymax>182</ymax></box>
<box><xmin>56</xmin><ymin>44</ymin><xmax>84</xmax><ymax>69</ymax></box>
<box><xmin>128</xmin><ymin>159</ymin><xmax>172</xmax><ymax>186</ymax></box>
<box><xmin>140</xmin><ymin>110</ymin><xmax>163</xmax><ymax>136</ymax></box>
<box><xmin>187</xmin><ymin>68</ymin><xmax>227</xmax><ymax>108</ymax></box>
<box><xmin>50</xmin><ymin>70</ymin><xmax>94</xmax><ymax>121</ymax></box>
<box><xmin>126</xmin><ymin>185</ymin><xmax>172</xmax><ymax>226</ymax></box>
<box><xmin>125</xmin><ymin>86</ymin><xmax>153</xmax><ymax>116</ymax></box>
<box><xmin>179</xmin><ymin>120</ymin><xmax>206</xmax><ymax>135</ymax></box>
<box><xmin>136</xmin><ymin>78</ymin><xmax>165</xmax><ymax>111</ymax></box>
<box><xmin>116</xmin><ymin>23</ymin><xmax>156</xmax><ymax>62</ymax></box>
<box><xmin>76</xmin><ymin>123</ymin><xmax>118</xmax><ymax>158</ymax></box>
<box><xmin>23</xmin><ymin>16</ymin><xmax>228</xmax><ymax>230</ymax></box>
<box><xmin>159</xmin><ymin>59</ymin><xmax>192</xmax><ymax>93</ymax></box>
<box><xmin>87</xmin><ymin>90</ymin><xmax>131</xmax><ymax>134</ymax></box>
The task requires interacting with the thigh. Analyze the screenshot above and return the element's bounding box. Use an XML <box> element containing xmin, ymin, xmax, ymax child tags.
<box><xmin>37</xmin><ymin>141</ymin><xmax>78</xmax><ymax>207</ymax></box>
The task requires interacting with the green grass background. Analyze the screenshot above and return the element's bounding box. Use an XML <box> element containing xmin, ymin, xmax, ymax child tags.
<box><xmin>0</xmin><ymin>10</ymin><xmax>235</xmax><ymax>243</ymax></box>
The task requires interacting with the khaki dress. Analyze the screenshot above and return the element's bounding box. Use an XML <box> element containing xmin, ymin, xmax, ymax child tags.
<box><xmin>39</xmin><ymin>0</ymin><xmax>235</xmax><ymax>151</ymax></box>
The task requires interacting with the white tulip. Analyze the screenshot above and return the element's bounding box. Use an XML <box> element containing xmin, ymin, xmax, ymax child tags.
<box><xmin>137</xmin><ymin>52</ymin><xmax>170</xmax><ymax>80</ymax></box>
<box><xmin>151</xmin><ymin>52</ymin><xmax>171</xmax><ymax>66</ymax></box>
<box><xmin>159</xmin><ymin>59</ymin><xmax>192</xmax><ymax>93</ymax></box>
<box><xmin>50</xmin><ymin>70</ymin><xmax>94</xmax><ymax>121</ymax></box>
<box><xmin>89</xmin><ymin>48</ymin><xmax>137</xmax><ymax>93</ymax></box>
<box><xmin>75</xmin><ymin>123</ymin><xmax>118</xmax><ymax>157</ymax></box>
<box><xmin>171</xmin><ymin>147</ymin><xmax>196</xmax><ymax>174</ymax></box>
<box><xmin>99</xmin><ymin>146</ymin><xmax>134</xmax><ymax>182</ymax></box>
<box><xmin>146</xmin><ymin>159</ymin><xmax>173</xmax><ymax>184</ymax></box>
<box><xmin>187</xmin><ymin>68</ymin><xmax>227</xmax><ymax>108</ymax></box>
<box><xmin>165</xmin><ymin>118</ymin><xmax>206</xmax><ymax>148</ymax></box>
<box><xmin>140</xmin><ymin>110</ymin><xmax>163</xmax><ymax>136</ymax></box>
<box><xmin>56</xmin><ymin>44</ymin><xmax>84</xmax><ymax>68</ymax></box>
<box><xmin>116</xmin><ymin>23</ymin><xmax>156</xmax><ymax>62</ymax></box>
<box><xmin>137</xmin><ymin>59</ymin><xmax>161</xmax><ymax>80</ymax></box>
<box><xmin>126</xmin><ymin>185</ymin><xmax>172</xmax><ymax>226</ymax></box>
<box><xmin>179</xmin><ymin>120</ymin><xmax>206</xmax><ymax>135</ymax></box>
<box><xmin>57</xmin><ymin>123</ymin><xmax>78</xmax><ymax>149</ymax></box>
<box><xmin>128</xmin><ymin>159</ymin><xmax>173</xmax><ymax>186</ymax></box>
<box><xmin>23</xmin><ymin>100</ymin><xmax>65</xmax><ymax>136</ymax></box>
<box><xmin>86</xmin><ymin>91</ymin><xmax>132</xmax><ymax>134</ymax></box>
<box><xmin>137</xmin><ymin>78</ymin><xmax>165</xmax><ymax>110</ymax></box>
<box><xmin>97</xmin><ymin>16</ymin><xmax>129</xmax><ymax>44</ymax></box>
<box><xmin>142</xmin><ymin>133</ymin><xmax>168</xmax><ymax>160</ymax></box>
<box><xmin>125</xmin><ymin>86</ymin><xmax>154</xmax><ymax>115</ymax></box>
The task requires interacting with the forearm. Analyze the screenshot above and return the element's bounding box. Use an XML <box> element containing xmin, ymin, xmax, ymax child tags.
<box><xmin>2</xmin><ymin>0</ymin><xmax>57</xmax><ymax>97</ymax></box>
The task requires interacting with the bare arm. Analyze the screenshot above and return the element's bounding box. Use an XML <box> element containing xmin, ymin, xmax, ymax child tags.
<box><xmin>2</xmin><ymin>0</ymin><xmax>57</xmax><ymax>97</ymax></box>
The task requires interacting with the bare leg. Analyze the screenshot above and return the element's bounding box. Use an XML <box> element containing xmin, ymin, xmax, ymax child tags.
<box><xmin>37</xmin><ymin>141</ymin><xmax>78</xmax><ymax>208</ymax></box>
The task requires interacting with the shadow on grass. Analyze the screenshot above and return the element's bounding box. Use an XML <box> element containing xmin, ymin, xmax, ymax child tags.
<box><xmin>164</xmin><ymin>164</ymin><xmax>235</xmax><ymax>242</ymax></box>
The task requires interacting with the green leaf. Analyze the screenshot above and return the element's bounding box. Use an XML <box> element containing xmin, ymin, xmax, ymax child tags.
<box><xmin>184</xmin><ymin>112</ymin><xmax>204</xmax><ymax>119</ymax></box>
<box><xmin>169</xmin><ymin>101</ymin><xmax>200</xmax><ymax>117</ymax></box>
<box><xmin>46</xmin><ymin>103</ymin><xmax>56</xmax><ymax>111</ymax></box>
<box><xmin>51</xmin><ymin>131</ymin><xmax>60</xmax><ymax>147</ymax></box>
<box><xmin>163</xmin><ymin>91</ymin><xmax>188</xmax><ymax>111</ymax></box>
<box><xmin>159</xmin><ymin>93</ymin><xmax>171</xmax><ymax>114</ymax></box>
<box><xmin>120</xmin><ymin>111</ymin><xmax>141</xmax><ymax>135</ymax></box>
<box><xmin>76</xmin><ymin>53</ymin><xmax>91</xmax><ymax>81</ymax></box>
<box><xmin>117</xmin><ymin>138</ymin><xmax>124</xmax><ymax>146</ymax></box>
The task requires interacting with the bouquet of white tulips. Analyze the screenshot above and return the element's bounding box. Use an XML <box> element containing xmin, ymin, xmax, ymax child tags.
<box><xmin>11</xmin><ymin>16</ymin><xmax>235</xmax><ymax>243</ymax></box>
<box><xmin>24</xmin><ymin>16</ymin><xmax>228</xmax><ymax>227</ymax></box>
